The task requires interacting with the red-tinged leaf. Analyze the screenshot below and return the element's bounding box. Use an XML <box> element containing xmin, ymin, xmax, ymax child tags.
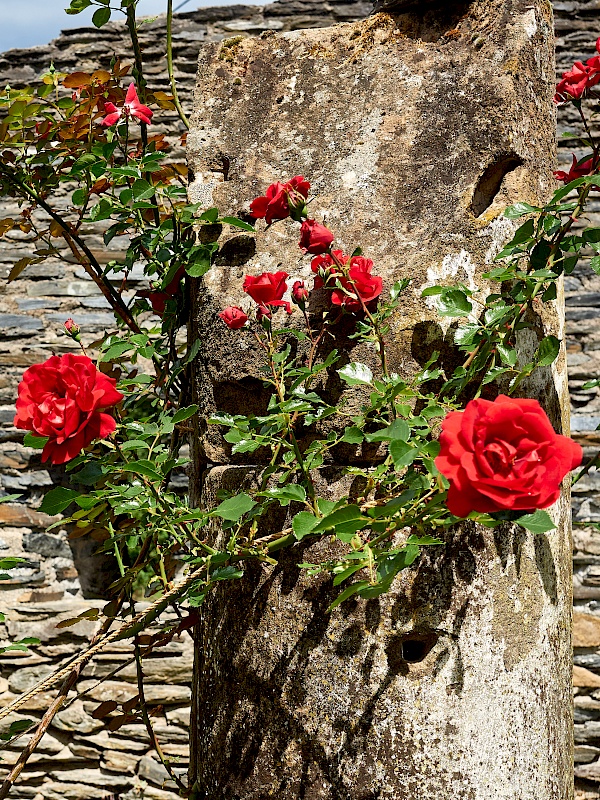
<box><xmin>55</xmin><ymin>617</ymin><xmax>82</xmax><ymax>629</ymax></box>
<box><xmin>63</xmin><ymin>72</ymin><xmax>92</xmax><ymax>89</ymax></box>
<box><xmin>122</xmin><ymin>695</ymin><xmax>140</xmax><ymax>713</ymax></box>
<box><xmin>91</xmin><ymin>700</ymin><xmax>118</xmax><ymax>719</ymax></box>
<box><xmin>8</xmin><ymin>257</ymin><xmax>34</xmax><ymax>282</ymax></box>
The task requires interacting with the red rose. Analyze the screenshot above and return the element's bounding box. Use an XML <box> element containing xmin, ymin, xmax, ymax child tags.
<box><xmin>102</xmin><ymin>83</ymin><xmax>153</xmax><ymax>126</ymax></box>
<box><xmin>292</xmin><ymin>280</ymin><xmax>309</xmax><ymax>304</ymax></box>
<box><xmin>311</xmin><ymin>250</ymin><xmax>347</xmax><ymax>289</ymax></box>
<box><xmin>250</xmin><ymin>176</ymin><xmax>310</xmax><ymax>225</ymax></box>
<box><xmin>14</xmin><ymin>354</ymin><xmax>124</xmax><ymax>465</ymax></box>
<box><xmin>243</xmin><ymin>271</ymin><xmax>291</xmax><ymax>312</ymax></box>
<box><xmin>435</xmin><ymin>395</ymin><xmax>583</xmax><ymax>517</ymax></box>
<box><xmin>138</xmin><ymin>265</ymin><xmax>186</xmax><ymax>316</ymax></box>
<box><xmin>554</xmin><ymin>154</ymin><xmax>598</xmax><ymax>186</ymax></box>
<box><xmin>555</xmin><ymin>60</ymin><xmax>600</xmax><ymax>103</ymax></box>
<box><xmin>298</xmin><ymin>219</ymin><xmax>334</xmax><ymax>255</ymax></box>
<box><xmin>219</xmin><ymin>306</ymin><xmax>248</xmax><ymax>329</ymax></box>
<box><xmin>331</xmin><ymin>256</ymin><xmax>383</xmax><ymax>311</ymax></box>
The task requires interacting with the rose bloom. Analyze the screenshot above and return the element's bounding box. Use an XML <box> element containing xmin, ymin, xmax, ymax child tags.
<box><xmin>102</xmin><ymin>83</ymin><xmax>153</xmax><ymax>126</ymax></box>
<box><xmin>435</xmin><ymin>395</ymin><xmax>583</xmax><ymax>517</ymax></box>
<box><xmin>311</xmin><ymin>250</ymin><xmax>347</xmax><ymax>289</ymax></box>
<box><xmin>555</xmin><ymin>39</ymin><xmax>600</xmax><ymax>104</ymax></box>
<box><xmin>138</xmin><ymin>265</ymin><xmax>186</xmax><ymax>316</ymax></box>
<box><xmin>298</xmin><ymin>219</ymin><xmax>335</xmax><ymax>255</ymax></box>
<box><xmin>250</xmin><ymin>176</ymin><xmax>310</xmax><ymax>225</ymax></box>
<box><xmin>331</xmin><ymin>256</ymin><xmax>383</xmax><ymax>311</ymax></box>
<box><xmin>219</xmin><ymin>306</ymin><xmax>248</xmax><ymax>329</ymax></box>
<box><xmin>243</xmin><ymin>271</ymin><xmax>291</xmax><ymax>312</ymax></box>
<box><xmin>553</xmin><ymin>154</ymin><xmax>598</xmax><ymax>185</ymax></box>
<box><xmin>14</xmin><ymin>354</ymin><xmax>124</xmax><ymax>465</ymax></box>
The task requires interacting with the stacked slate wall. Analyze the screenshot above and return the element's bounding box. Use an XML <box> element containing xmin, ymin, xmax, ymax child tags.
<box><xmin>0</xmin><ymin>1</ymin><xmax>598</xmax><ymax>797</ymax></box>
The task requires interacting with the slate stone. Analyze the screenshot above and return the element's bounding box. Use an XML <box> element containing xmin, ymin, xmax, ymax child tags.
<box><xmin>22</xmin><ymin>532</ymin><xmax>72</xmax><ymax>559</ymax></box>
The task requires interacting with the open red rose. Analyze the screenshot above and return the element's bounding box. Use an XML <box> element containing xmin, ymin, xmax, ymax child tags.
<box><xmin>243</xmin><ymin>271</ymin><xmax>291</xmax><ymax>312</ymax></box>
<box><xmin>435</xmin><ymin>395</ymin><xmax>582</xmax><ymax>517</ymax></box>
<box><xmin>250</xmin><ymin>176</ymin><xmax>310</xmax><ymax>225</ymax></box>
<box><xmin>331</xmin><ymin>256</ymin><xmax>383</xmax><ymax>311</ymax></box>
<box><xmin>102</xmin><ymin>83</ymin><xmax>153</xmax><ymax>126</ymax></box>
<box><xmin>14</xmin><ymin>354</ymin><xmax>124</xmax><ymax>465</ymax></box>
<box><xmin>298</xmin><ymin>219</ymin><xmax>334</xmax><ymax>255</ymax></box>
<box><xmin>219</xmin><ymin>306</ymin><xmax>248</xmax><ymax>329</ymax></box>
<box><xmin>554</xmin><ymin>154</ymin><xmax>598</xmax><ymax>186</ymax></box>
<box><xmin>555</xmin><ymin>40</ymin><xmax>600</xmax><ymax>104</ymax></box>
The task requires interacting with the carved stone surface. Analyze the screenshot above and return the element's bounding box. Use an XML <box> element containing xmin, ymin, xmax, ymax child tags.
<box><xmin>188</xmin><ymin>3</ymin><xmax>572</xmax><ymax>799</ymax></box>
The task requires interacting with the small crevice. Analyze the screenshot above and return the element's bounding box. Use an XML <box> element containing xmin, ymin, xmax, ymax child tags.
<box><xmin>470</xmin><ymin>153</ymin><xmax>524</xmax><ymax>217</ymax></box>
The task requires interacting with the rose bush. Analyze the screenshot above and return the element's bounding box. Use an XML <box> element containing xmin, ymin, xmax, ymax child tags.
<box><xmin>14</xmin><ymin>354</ymin><xmax>124</xmax><ymax>465</ymax></box>
<box><xmin>435</xmin><ymin>395</ymin><xmax>583</xmax><ymax>517</ymax></box>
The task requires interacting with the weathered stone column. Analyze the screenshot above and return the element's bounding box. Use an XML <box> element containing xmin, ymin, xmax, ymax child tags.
<box><xmin>187</xmin><ymin>2</ymin><xmax>571</xmax><ymax>798</ymax></box>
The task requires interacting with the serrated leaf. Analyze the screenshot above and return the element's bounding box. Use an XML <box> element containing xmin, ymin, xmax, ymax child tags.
<box><xmin>342</xmin><ymin>426</ymin><xmax>364</xmax><ymax>444</ymax></box>
<box><xmin>436</xmin><ymin>289</ymin><xmax>472</xmax><ymax>318</ymax></box>
<box><xmin>503</xmin><ymin>202</ymin><xmax>539</xmax><ymax>219</ymax></box>
<box><xmin>338</xmin><ymin>363</ymin><xmax>373</xmax><ymax>386</ymax></box>
<box><xmin>496</xmin><ymin>343</ymin><xmax>517</xmax><ymax>367</ymax></box>
<box><xmin>0</xmin><ymin>494</ymin><xmax>22</xmax><ymax>504</ymax></box>
<box><xmin>172</xmin><ymin>405</ymin><xmax>199</xmax><ymax>424</ymax></box>
<box><xmin>123</xmin><ymin>461</ymin><xmax>163</xmax><ymax>483</ymax></box>
<box><xmin>536</xmin><ymin>335</ymin><xmax>560</xmax><ymax>367</ymax></box>
<box><xmin>328</xmin><ymin>581</ymin><xmax>371</xmax><ymax>611</ymax></box>
<box><xmin>258</xmin><ymin>485</ymin><xmax>306</xmax><ymax>506</ymax></box>
<box><xmin>39</xmin><ymin>487</ymin><xmax>80</xmax><ymax>516</ymax></box>
<box><xmin>293</xmin><ymin>511</ymin><xmax>319</xmax><ymax>540</ymax></box>
<box><xmin>389</xmin><ymin>440</ymin><xmax>419</xmax><ymax>469</ymax></box>
<box><xmin>516</xmin><ymin>509</ymin><xmax>556</xmax><ymax>534</ymax></box>
<box><xmin>211</xmin><ymin>493</ymin><xmax>256</xmax><ymax>522</ymax></box>
<box><xmin>311</xmin><ymin>505</ymin><xmax>370</xmax><ymax>537</ymax></box>
<box><xmin>23</xmin><ymin>432</ymin><xmax>49</xmax><ymax>449</ymax></box>
<box><xmin>220</xmin><ymin>216</ymin><xmax>255</xmax><ymax>231</ymax></box>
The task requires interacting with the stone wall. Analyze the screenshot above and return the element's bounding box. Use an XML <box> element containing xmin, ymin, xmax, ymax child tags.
<box><xmin>0</xmin><ymin>0</ymin><xmax>598</xmax><ymax>798</ymax></box>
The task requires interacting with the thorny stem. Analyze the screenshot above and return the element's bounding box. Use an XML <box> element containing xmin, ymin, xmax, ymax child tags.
<box><xmin>166</xmin><ymin>0</ymin><xmax>190</xmax><ymax>129</ymax></box>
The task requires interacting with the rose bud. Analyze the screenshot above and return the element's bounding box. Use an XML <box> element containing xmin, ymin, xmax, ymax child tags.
<box><xmin>292</xmin><ymin>280</ymin><xmax>309</xmax><ymax>305</ymax></box>
<box><xmin>299</xmin><ymin>219</ymin><xmax>334</xmax><ymax>255</ymax></box>
<box><xmin>218</xmin><ymin>306</ymin><xmax>248</xmax><ymax>330</ymax></box>
<box><xmin>63</xmin><ymin>318</ymin><xmax>81</xmax><ymax>342</ymax></box>
<box><xmin>256</xmin><ymin>304</ymin><xmax>272</xmax><ymax>323</ymax></box>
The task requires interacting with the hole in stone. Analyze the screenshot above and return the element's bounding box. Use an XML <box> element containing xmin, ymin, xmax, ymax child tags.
<box><xmin>400</xmin><ymin>631</ymin><xmax>439</xmax><ymax>663</ymax></box>
<box><xmin>470</xmin><ymin>153</ymin><xmax>524</xmax><ymax>217</ymax></box>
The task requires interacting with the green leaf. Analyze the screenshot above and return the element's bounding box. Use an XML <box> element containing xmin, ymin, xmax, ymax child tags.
<box><xmin>328</xmin><ymin>581</ymin><xmax>370</xmax><ymax>611</ymax></box>
<box><xmin>0</xmin><ymin>494</ymin><xmax>22</xmax><ymax>504</ymax></box>
<box><xmin>389</xmin><ymin>440</ymin><xmax>419</xmax><ymax>469</ymax></box>
<box><xmin>23</xmin><ymin>432</ymin><xmax>49</xmax><ymax>449</ymax></box>
<box><xmin>211</xmin><ymin>565</ymin><xmax>244</xmax><ymax>581</ymax></box>
<box><xmin>39</xmin><ymin>487</ymin><xmax>80</xmax><ymax>516</ymax></box>
<box><xmin>220</xmin><ymin>216</ymin><xmax>255</xmax><ymax>231</ymax></box>
<box><xmin>536</xmin><ymin>335</ymin><xmax>560</xmax><ymax>367</ymax></box>
<box><xmin>366</xmin><ymin>418</ymin><xmax>410</xmax><ymax>443</ymax></box>
<box><xmin>172</xmin><ymin>405</ymin><xmax>199</xmax><ymax>424</ymax></box>
<box><xmin>496</xmin><ymin>343</ymin><xmax>517</xmax><ymax>367</ymax></box>
<box><xmin>258</xmin><ymin>485</ymin><xmax>306</xmax><ymax>506</ymax></box>
<box><xmin>185</xmin><ymin>246</ymin><xmax>213</xmax><ymax>278</ymax></box>
<box><xmin>455</xmin><ymin>323</ymin><xmax>481</xmax><ymax>347</ymax></box>
<box><xmin>92</xmin><ymin>7</ymin><xmax>111</xmax><ymax>27</ymax></box>
<box><xmin>131</xmin><ymin>179</ymin><xmax>154</xmax><ymax>201</ymax></box>
<box><xmin>293</xmin><ymin>511</ymin><xmax>319</xmax><ymax>540</ymax></box>
<box><xmin>342</xmin><ymin>426</ymin><xmax>364</xmax><ymax>444</ymax></box>
<box><xmin>436</xmin><ymin>289</ymin><xmax>472</xmax><ymax>318</ymax></box>
<box><xmin>122</xmin><ymin>461</ymin><xmax>164</xmax><ymax>483</ymax></box>
<box><xmin>311</xmin><ymin>505</ymin><xmax>370</xmax><ymax>537</ymax></box>
<box><xmin>211</xmin><ymin>493</ymin><xmax>256</xmax><ymax>522</ymax></box>
<box><xmin>516</xmin><ymin>509</ymin><xmax>556</xmax><ymax>535</ymax></box>
<box><xmin>338</xmin><ymin>363</ymin><xmax>373</xmax><ymax>386</ymax></box>
<box><xmin>503</xmin><ymin>202</ymin><xmax>539</xmax><ymax>219</ymax></box>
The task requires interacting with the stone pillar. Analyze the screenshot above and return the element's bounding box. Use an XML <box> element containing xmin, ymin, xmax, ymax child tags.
<box><xmin>187</xmin><ymin>3</ymin><xmax>571</xmax><ymax>798</ymax></box>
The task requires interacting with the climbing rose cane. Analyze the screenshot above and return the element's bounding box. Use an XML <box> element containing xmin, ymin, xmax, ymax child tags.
<box><xmin>435</xmin><ymin>395</ymin><xmax>583</xmax><ymax>517</ymax></box>
<box><xmin>14</xmin><ymin>354</ymin><xmax>124</xmax><ymax>465</ymax></box>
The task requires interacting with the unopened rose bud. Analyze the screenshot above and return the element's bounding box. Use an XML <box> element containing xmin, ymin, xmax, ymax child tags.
<box><xmin>292</xmin><ymin>280</ymin><xmax>309</xmax><ymax>305</ymax></box>
<box><xmin>64</xmin><ymin>318</ymin><xmax>81</xmax><ymax>342</ymax></box>
<box><xmin>256</xmin><ymin>304</ymin><xmax>272</xmax><ymax>323</ymax></box>
<box><xmin>299</xmin><ymin>219</ymin><xmax>334</xmax><ymax>255</ymax></box>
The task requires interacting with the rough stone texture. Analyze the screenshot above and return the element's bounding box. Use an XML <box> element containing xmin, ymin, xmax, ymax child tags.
<box><xmin>0</xmin><ymin>1</ymin><xmax>599</xmax><ymax>799</ymax></box>
<box><xmin>187</xmin><ymin>3</ymin><xmax>573</xmax><ymax>798</ymax></box>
